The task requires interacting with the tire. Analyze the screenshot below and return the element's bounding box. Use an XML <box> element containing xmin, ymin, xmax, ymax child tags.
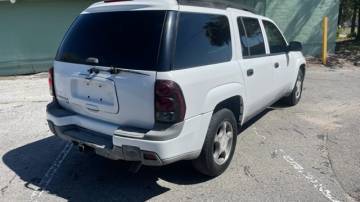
<box><xmin>283</xmin><ymin>69</ymin><xmax>304</xmax><ymax>106</ymax></box>
<box><xmin>192</xmin><ymin>109</ymin><xmax>237</xmax><ymax>177</ymax></box>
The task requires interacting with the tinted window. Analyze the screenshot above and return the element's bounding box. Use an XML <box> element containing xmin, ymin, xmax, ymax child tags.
<box><xmin>263</xmin><ymin>21</ymin><xmax>288</xmax><ymax>54</ymax></box>
<box><xmin>239</xmin><ymin>17</ymin><xmax>266</xmax><ymax>56</ymax></box>
<box><xmin>56</xmin><ymin>11</ymin><xmax>166</xmax><ymax>71</ymax></box>
<box><xmin>237</xmin><ymin>18</ymin><xmax>249</xmax><ymax>57</ymax></box>
<box><xmin>173</xmin><ymin>12</ymin><xmax>232</xmax><ymax>69</ymax></box>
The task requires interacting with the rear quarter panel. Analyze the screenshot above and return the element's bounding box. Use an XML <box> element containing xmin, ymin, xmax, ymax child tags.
<box><xmin>156</xmin><ymin>61</ymin><xmax>245</xmax><ymax>120</ymax></box>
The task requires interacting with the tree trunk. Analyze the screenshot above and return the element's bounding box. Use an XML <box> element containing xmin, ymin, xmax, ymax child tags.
<box><xmin>357</xmin><ymin>7</ymin><xmax>360</xmax><ymax>40</ymax></box>
<box><xmin>351</xmin><ymin>7</ymin><xmax>357</xmax><ymax>35</ymax></box>
<box><xmin>338</xmin><ymin>2</ymin><xmax>343</xmax><ymax>26</ymax></box>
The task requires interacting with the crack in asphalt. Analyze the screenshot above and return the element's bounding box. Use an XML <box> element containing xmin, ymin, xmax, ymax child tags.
<box><xmin>0</xmin><ymin>175</ymin><xmax>16</xmax><ymax>196</ymax></box>
<box><xmin>320</xmin><ymin>105</ymin><xmax>360</xmax><ymax>202</ymax></box>
<box><xmin>279</xmin><ymin>149</ymin><xmax>341</xmax><ymax>202</ymax></box>
<box><xmin>293</xmin><ymin>128</ymin><xmax>307</xmax><ymax>138</ymax></box>
<box><xmin>326</xmin><ymin>134</ymin><xmax>359</xmax><ymax>202</ymax></box>
<box><xmin>0</xmin><ymin>100</ymin><xmax>48</xmax><ymax>105</ymax></box>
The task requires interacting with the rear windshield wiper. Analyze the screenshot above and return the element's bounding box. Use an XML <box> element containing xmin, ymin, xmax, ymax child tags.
<box><xmin>85</xmin><ymin>57</ymin><xmax>149</xmax><ymax>76</ymax></box>
<box><xmin>88</xmin><ymin>66</ymin><xmax>149</xmax><ymax>76</ymax></box>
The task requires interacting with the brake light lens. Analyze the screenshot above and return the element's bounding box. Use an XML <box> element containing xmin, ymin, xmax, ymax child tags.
<box><xmin>48</xmin><ymin>67</ymin><xmax>55</xmax><ymax>96</ymax></box>
<box><xmin>155</xmin><ymin>80</ymin><xmax>186</xmax><ymax>123</ymax></box>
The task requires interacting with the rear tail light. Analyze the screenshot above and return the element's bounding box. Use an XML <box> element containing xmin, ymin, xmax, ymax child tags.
<box><xmin>155</xmin><ymin>80</ymin><xmax>186</xmax><ymax>124</ymax></box>
<box><xmin>48</xmin><ymin>67</ymin><xmax>55</xmax><ymax>97</ymax></box>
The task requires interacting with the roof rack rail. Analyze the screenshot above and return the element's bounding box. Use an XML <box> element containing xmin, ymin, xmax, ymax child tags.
<box><xmin>177</xmin><ymin>0</ymin><xmax>255</xmax><ymax>13</ymax></box>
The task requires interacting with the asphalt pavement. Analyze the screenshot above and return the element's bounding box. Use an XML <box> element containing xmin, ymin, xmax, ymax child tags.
<box><xmin>0</xmin><ymin>66</ymin><xmax>359</xmax><ymax>202</ymax></box>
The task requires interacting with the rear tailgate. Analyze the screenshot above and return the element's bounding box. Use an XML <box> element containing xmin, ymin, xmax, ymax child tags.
<box><xmin>54</xmin><ymin>62</ymin><xmax>156</xmax><ymax>129</ymax></box>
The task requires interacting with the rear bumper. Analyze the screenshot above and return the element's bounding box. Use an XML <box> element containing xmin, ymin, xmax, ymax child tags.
<box><xmin>47</xmin><ymin>102</ymin><xmax>212</xmax><ymax>166</ymax></box>
<box><xmin>48</xmin><ymin>121</ymin><xmax>165</xmax><ymax>166</ymax></box>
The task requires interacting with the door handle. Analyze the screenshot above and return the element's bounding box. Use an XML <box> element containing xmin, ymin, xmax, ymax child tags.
<box><xmin>274</xmin><ymin>62</ymin><xmax>280</xmax><ymax>68</ymax></box>
<box><xmin>247</xmin><ymin>69</ymin><xmax>254</xmax><ymax>77</ymax></box>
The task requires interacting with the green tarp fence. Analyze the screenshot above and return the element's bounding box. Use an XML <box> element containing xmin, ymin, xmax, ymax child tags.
<box><xmin>0</xmin><ymin>0</ymin><xmax>339</xmax><ymax>76</ymax></box>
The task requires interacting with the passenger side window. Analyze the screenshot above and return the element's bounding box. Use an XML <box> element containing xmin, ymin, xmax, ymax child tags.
<box><xmin>237</xmin><ymin>17</ymin><xmax>266</xmax><ymax>57</ymax></box>
<box><xmin>173</xmin><ymin>12</ymin><xmax>232</xmax><ymax>69</ymax></box>
<box><xmin>237</xmin><ymin>17</ymin><xmax>249</xmax><ymax>57</ymax></box>
<box><xmin>263</xmin><ymin>21</ymin><xmax>288</xmax><ymax>54</ymax></box>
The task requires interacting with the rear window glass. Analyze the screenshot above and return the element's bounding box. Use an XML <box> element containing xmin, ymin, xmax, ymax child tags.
<box><xmin>173</xmin><ymin>12</ymin><xmax>232</xmax><ymax>69</ymax></box>
<box><xmin>239</xmin><ymin>17</ymin><xmax>266</xmax><ymax>57</ymax></box>
<box><xmin>55</xmin><ymin>11</ymin><xmax>166</xmax><ymax>71</ymax></box>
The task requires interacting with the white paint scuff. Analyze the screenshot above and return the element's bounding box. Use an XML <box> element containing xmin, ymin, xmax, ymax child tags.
<box><xmin>30</xmin><ymin>142</ymin><xmax>73</xmax><ymax>201</ymax></box>
<box><xmin>253</xmin><ymin>127</ymin><xmax>266</xmax><ymax>141</ymax></box>
<box><xmin>279</xmin><ymin>149</ymin><xmax>341</xmax><ymax>202</ymax></box>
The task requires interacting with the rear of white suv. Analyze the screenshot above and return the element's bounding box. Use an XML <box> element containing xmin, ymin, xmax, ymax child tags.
<box><xmin>47</xmin><ymin>0</ymin><xmax>306</xmax><ymax>177</ymax></box>
<box><xmin>47</xmin><ymin>1</ymin><xmax>218</xmax><ymax>169</ymax></box>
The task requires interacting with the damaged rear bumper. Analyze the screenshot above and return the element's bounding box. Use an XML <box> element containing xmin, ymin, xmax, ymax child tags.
<box><xmin>46</xmin><ymin>101</ymin><xmax>209</xmax><ymax>166</ymax></box>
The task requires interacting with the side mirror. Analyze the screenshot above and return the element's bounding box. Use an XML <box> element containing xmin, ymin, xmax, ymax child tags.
<box><xmin>287</xmin><ymin>41</ymin><xmax>303</xmax><ymax>52</ymax></box>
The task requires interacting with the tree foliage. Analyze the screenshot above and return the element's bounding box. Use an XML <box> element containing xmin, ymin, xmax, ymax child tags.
<box><xmin>338</xmin><ymin>0</ymin><xmax>359</xmax><ymax>26</ymax></box>
<box><xmin>338</xmin><ymin>0</ymin><xmax>360</xmax><ymax>39</ymax></box>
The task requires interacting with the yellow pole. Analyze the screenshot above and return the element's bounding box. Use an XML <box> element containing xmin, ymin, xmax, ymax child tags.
<box><xmin>322</xmin><ymin>17</ymin><xmax>328</xmax><ymax>65</ymax></box>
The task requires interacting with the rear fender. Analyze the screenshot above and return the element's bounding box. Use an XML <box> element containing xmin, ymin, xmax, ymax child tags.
<box><xmin>202</xmin><ymin>83</ymin><xmax>245</xmax><ymax>122</ymax></box>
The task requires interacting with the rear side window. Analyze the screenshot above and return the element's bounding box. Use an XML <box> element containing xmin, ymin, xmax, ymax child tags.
<box><xmin>237</xmin><ymin>18</ymin><xmax>249</xmax><ymax>57</ymax></box>
<box><xmin>56</xmin><ymin>11</ymin><xmax>166</xmax><ymax>71</ymax></box>
<box><xmin>263</xmin><ymin>20</ymin><xmax>288</xmax><ymax>54</ymax></box>
<box><xmin>237</xmin><ymin>17</ymin><xmax>266</xmax><ymax>57</ymax></box>
<box><xmin>173</xmin><ymin>12</ymin><xmax>232</xmax><ymax>69</ymax></box>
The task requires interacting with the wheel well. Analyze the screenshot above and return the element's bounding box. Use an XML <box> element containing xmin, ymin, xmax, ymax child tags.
<box><xmin>300</xmin><ymin>64</ymin><xmax>306</xmax><ymax>77</ymax></box>
<box><xmin>213</xmin><ymin>96</ymin><xmax>243</xmax><ymax>125</ymax></box>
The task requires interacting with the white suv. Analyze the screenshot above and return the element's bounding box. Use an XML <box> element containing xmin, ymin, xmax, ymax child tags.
<box><xmin>47</xmin><ymin>0</ymin><xmax>306</xmax><ymax>176</ymax></box>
